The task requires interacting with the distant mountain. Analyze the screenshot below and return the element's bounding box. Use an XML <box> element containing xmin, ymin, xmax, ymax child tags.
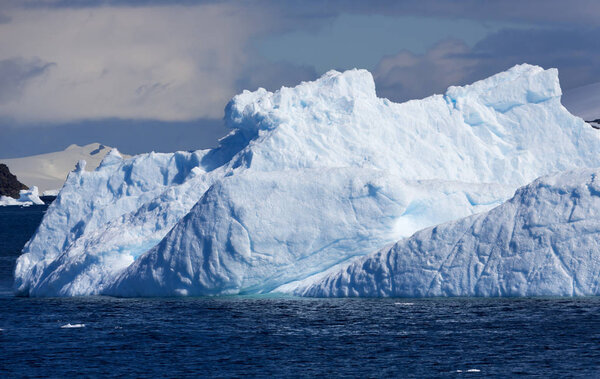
<box><xmin>1</xmin><ymin>143</ymin><xmax>129</xmax><ymax>193</ymax></box>
<box><xmin>562</xmin><ymin>82</ymin><xmax>600</xmax><ymax>122</ymax></box>
<box><xmin>0</xmin><ymin>164</ymin><xmax>28</xmax><ymax>199</ymax></box>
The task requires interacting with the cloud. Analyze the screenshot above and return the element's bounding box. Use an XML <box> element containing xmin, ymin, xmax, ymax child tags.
<box><xmin>235</xmin><ymin>61</ymin><xmax>317</xmax><ymax>93</ymax></box>
<box><xmin>373</xmin><ymin>26</ymin><xmax>600</xmax><ymax>103</ymax></box>
<box><xmin>2</xmin><ymin>0</ymin><xmax>599</xmax><ymax>127</ymax></box>
<box><xmin>471</xmin><ymin>27</ymin><xmax>600</xmax><ymax>90</ymax></box>
<box><xmin>18</xmin><ymin>0</ymin><xmax>600</xmax><ymax>27</ymax></box>
<box><xmin>374</xmin><ymin>40</ymin><xmax>478</xmax><ymax>102</ymax></box>
<box><xmin>0</xmin><ymin>57</ymin><xmax>55</xmax><ymax>103</ymax></box>
<box><xmin>0</xmin><ymin>3</ymin><xmax>310</xmax><ymax>124</ymax></box>
<box><xmin>337</xmin><ymin>0</ymin><xmax>600</xmax><ymax>27</ymax></box>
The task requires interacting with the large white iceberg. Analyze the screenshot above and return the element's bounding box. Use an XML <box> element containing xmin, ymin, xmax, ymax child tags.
<box><xmin>296</xmin><ymin>169</ymin><xmax>600</xmax><ymax>297</ymax></box>
<box><xmin>0</xmin><ymin>186</ymin><xmax>44</xmax><ymax>207</ymax></box>
<box><xmin>14</xmin><ymin>64</ymin><xmax>600</xmax><ymax>297</ymax></box>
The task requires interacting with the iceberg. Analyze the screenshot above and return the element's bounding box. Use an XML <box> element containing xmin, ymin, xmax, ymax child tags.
<box><xmin>14</xmin><ymin>64</ymin><xmax>600</xmax><ymax>297</ymax></box>
<box><xmin>0</xmin><ymin>186</ymin><xmax>44</xmax><ymax>207</ymax></box>
<box><xmin>296</xmin><ymin>169</ymin><xmax>600</xmax><ymax>297</ymax></box>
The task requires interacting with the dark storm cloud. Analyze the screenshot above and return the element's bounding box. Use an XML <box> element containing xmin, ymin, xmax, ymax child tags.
<box><xmin>472</xmin><ymin>27</ymin><xmax>600</xmax><ymax>90</ymax></box>
<box><xmin>334</xmin><ymin>0</ymin><xmax>600</xmax><ymax>26</ymax></box>
<box><xmin>20</xmin><ymin>0</ymin><xmax>600</xmax><ymax>26</ymax></box>
<box><xmin>373</xmin><ymin>26</ymin><xmax>600</xmax><ymax>103</ymax></box>
<box><xmin>476</xmin><ymin>28</ymin><xmax>600</xmax><ymax>55</ymax></box>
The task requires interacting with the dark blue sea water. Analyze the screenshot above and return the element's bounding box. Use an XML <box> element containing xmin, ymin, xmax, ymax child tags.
<box><xmin>2</xmin><ymin>206</ymin><xmax>600</xmax><ymax>377</ymax></box>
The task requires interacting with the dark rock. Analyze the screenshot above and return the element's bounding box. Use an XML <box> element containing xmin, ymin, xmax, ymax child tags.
<box><xmin>90</xmin><ymin>144</ymin><xmax>105</xmax><ymax>155</ymax></box>
<box><xmin>586</xmin><ymin>119</ymin><xmax>600</xmax><ymax>130</ymax></box>
<box><xmin>0</xmin><ymin>163</ymin><xmax>28</xmax><ymax>199</ymax></box>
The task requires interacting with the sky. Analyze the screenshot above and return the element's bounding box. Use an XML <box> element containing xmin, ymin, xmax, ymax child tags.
<box><xmin>0</xmin><ymin>0</ymin><xmax>599</xmax><ymax>158</ymax></box>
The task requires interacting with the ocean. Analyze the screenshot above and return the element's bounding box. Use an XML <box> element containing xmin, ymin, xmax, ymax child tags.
<box><xmin>1</xmin><ymin>205</ymin><xmax>600</xmax><ymax>377</ymax></box>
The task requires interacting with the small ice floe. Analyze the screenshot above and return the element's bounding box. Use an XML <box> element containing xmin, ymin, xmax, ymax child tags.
<box><xmin>456</xmin><ymin>369</ymin><xmax>481</xmax><ymax>373</ymax></box>
<box><xmin>394</xmin><ymin>302</ymin><xmax>414</xmax><ymax>306</ymax></box>
<box><xmin>61</xmin><ymin>323</ymin><xmax>85</xmax><ymax>328</ymax></box>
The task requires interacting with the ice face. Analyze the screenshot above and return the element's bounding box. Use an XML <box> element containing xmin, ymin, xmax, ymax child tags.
<box><xmin>223</xmin><ymin>65</ymin><xmax>594</xmax><ymax>186</ymax></box>
<box><xmin>14</xmin><ymin>149</ymin><xmax>211</xmax><ymax>295</ymax></box>
<box><xmin>14</xmin><ymin>64</ymin><xmax>600</xmax><ymax>297</ymax></box>
<box><xmin>105</xmin><ymin>169</ymin><xmax>511</xmax><ymax>297</ymax></box>
<box><xmin>295</xmin><ymin>169</ymin><xmax>600</xmax><ymax>298</ymax></box>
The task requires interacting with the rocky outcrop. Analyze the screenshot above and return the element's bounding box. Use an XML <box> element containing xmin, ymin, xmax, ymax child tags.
<box><xmin>0</xmin><ymin>163</ymin><xmax>28</xmax><ymax>199</ymax></box>
<box><xmin>587</xmin><ymin>119</ymin><xmax>600</xmax><ymax>130</ymax></box>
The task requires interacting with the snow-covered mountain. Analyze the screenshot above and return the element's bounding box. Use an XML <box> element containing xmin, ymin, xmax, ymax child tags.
<box><xmin>1</xmin><ymin>143</ymin><xmax>128</xmax><ymax>193</ymax></box>
<box><xmin>295</xmin><ymin>169</ymin><xmax>600</xmax><ymax>297</ymax></box>
<box><xmin>14</xmin><ymin>64</ymin><xmax>600</xmax><ymax>297</ymax></box>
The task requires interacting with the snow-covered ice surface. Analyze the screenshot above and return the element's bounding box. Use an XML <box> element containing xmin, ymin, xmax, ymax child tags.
<box><xmin>0</xmin><ymin>186</ymin><xmax>44</xmax><ymax>207</ymax></box>
<box><xmin>14</xmin><ymin>64</ymin><xmax>600</xmax><ymax>297</ymax></box>
<box><xmin>296</xmin><ymin>169</ymin><xmax>600</xmax><ymax>297</ymax></box>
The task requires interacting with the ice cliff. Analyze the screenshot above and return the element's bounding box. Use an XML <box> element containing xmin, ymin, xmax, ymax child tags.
<box><xmin>296</xmin><ymin>169</ymin><xmax>600</xmax><ymax>297</ymax></box>
<box><xmin>14</xmin><ymin>64</ymin><xmax>600</xmax><ymax>297</ymax></box>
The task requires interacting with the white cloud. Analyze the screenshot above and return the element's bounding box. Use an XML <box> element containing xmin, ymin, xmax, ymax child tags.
<box><xmin>0</xmin><ymin>4</ymin><xmax>276</xmax><ymax>123</ymax></box>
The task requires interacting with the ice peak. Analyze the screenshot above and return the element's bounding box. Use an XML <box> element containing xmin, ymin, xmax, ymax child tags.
<box><xmin>224</xmin><ymin>68</ymin><xmax>376</xmax><ymax>134</ymax></box>
<box><xmin>317</xmin><ymin>68</ymin><xmax>376</xmax><ymax>98</ymax></box>
<box><xmin>98</xmin><ymin>148</ymin><xmax>123</xmax><ymax>168</ymax></box>
<box><xmin>445</xmin><ymin>63</ymin><xmax>561</xmax><ymax>112</ymax></box>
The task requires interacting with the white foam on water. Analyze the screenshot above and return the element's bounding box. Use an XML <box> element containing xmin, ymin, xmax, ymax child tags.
<box><xmin>60</xmin><ymin>323</ymin><xmax>85</xmax><ymax>328</ymax></box>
